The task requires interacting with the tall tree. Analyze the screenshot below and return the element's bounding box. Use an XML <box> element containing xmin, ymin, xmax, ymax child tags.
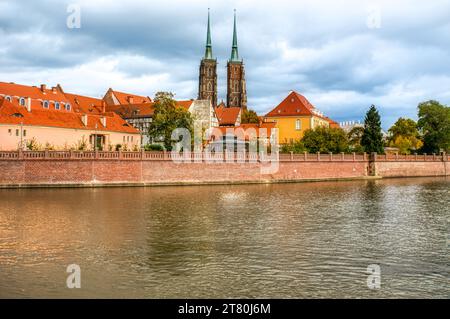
<box><xmin>417</xmin><ymin>100</ymin><xmax>450</xmax><ymax>154</ymax></box>
<box><xmin>387</xmin><ymin>117</ymin><xmax>422</xmax><ymax>154</ymax></box>
<box><xmin>361</xmin><ymin>105</ymin><xmax>384</xmax><ymax>154</ymax></box>
<box><xmin>148</xmin><ymin>92</ymin><xmax>193</xmax><ymax>151</ymax></box>
<box><xmin>240</xmin><ymin>109</ymin><xmax>260</xmax><ymax>124</ymax></box>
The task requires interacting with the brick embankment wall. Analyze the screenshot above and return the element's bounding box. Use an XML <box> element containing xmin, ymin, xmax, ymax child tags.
<box><xmin>0</xmin><ymin>151</ymin><xmax>447</xmax><ymax>188</ymax></box>
<box><xmin>375</xmin><ymin>161</ymin><xmax>449</xmax><ymax>178</ymax></box>
<box><xmin>0</xmin><ymin>159</ymin><xmax>370</xmax><ymax>187</ymax></box>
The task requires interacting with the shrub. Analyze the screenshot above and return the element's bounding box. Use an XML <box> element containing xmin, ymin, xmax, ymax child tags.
<box><xmin>144</xmin><ymin>144</ymin><xmax>164</xmax><ymax>151</ymax></box>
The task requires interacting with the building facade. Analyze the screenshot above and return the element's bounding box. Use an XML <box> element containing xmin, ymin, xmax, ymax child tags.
<box><xmin>264</xmin><ymin>91</ymin><xmax>337</xmax><ymax>144</ymax></box>
<box><xmin>0</xmin><ymin>82</ymin><xmax>140</xmax><ymax>151</ymax></box>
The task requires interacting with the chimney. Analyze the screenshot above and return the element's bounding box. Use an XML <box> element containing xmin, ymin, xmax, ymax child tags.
<box><xmin>127</xmin><ymin>96</ymin><xmax>134</xmax><ymax>104</ymax></box>
<box><xmin>40</xmin><ymin>84</ymin><xmax>46</xmax><ymax>92</ymax></box>
<box><xmin>51</xmin><ymin>87</ymin><xmax>57</xmax><ymax>94</ymax></box>
<box><xmin>81</xmin><ymin>114</ymin><xmax>88</xmax><ymax>126</ymax></box>
<box><xmin>101</xmin><ymin>100</ymin><xmax>106</xmax><ymax>113</ymax></box>
<box><xmin>100</xmin><ymin>116</ymin><xmax>107</xmax><ymax>128</ymax></box>
<box><xmin>26</xmin><ymin>97</ymin><xmax>32</xmax><ymax>112</ymax></box>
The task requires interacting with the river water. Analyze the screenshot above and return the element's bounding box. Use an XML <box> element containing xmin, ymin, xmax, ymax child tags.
<box><xmin>0</xmin><ymin>177</ymin><xmax>448</xmax><ymax>298</ymax></box>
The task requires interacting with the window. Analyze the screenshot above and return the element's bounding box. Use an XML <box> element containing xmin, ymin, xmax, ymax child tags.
<box><xmin>65</xmin><ymin>103</ymin><xmax>71</xmax><ymax>111</ymax></box>
<box><xmin>8</xmin><ymin>129</ymin><xmax>11</xmax><ymax>135</ymax></box>
<box><xmin>23</xmin><ymin>130</ymin><xmax>27</xmax><ymax>137</ymax></box>
<box><xmin>123</xmin><ymin>136</ymin><xmax>126</xmax><ymax>142</ymax></box>
<box><xmin>295</xmin><ymin>119</ymin><xmax>301</xmax><ymax>130</ymax></box>
<box><xmin>55</xmin><ymin>102</ymin><xmax>60</xmax><ymax>110</ymax></box>
<box><xmin>16</xmin><ymin>129</ymin><xmax>19</xmax><ymax>136</ymax></box>
<box><xmin>5</xmin><ymin>96</ymin><xmax>11</xmax><ymax>102</ymax></box>
<box><xmin>19</xmin><ymin>98</ymin><xmax>25</xmax><ymax>106</ymax></box>
<box><xmin>43</xmin><ymin>100</ymin><xmax>49</xmax><ymax>108</ymax></box>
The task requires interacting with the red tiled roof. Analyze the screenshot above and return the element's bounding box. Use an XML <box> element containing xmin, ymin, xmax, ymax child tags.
<box><xmin>64</xmin><ymin>92</ymin><xmax>104</xmax><ymax>114</ymax></box>
<box><xmin>265</xmin><ymin>91</ymin><xmax>317</xmax><ymax>117</ymax></box>
<box><xmin>0</xmin><ymin>97</ymin><xmax>138</xmax><ymax>133</ymax></box>
<box><xmin>107</xmin><ymin>100</ymin><xmax>193</xmax><ymax>119</ymax></box>
<box><xmin>110</xmin><ymin>89</ymin><xmax>152</xmax><ymax>105</ymax></box>
<box><xmin>0</xmin><ymin>87</ymin><xmax>138</xmax><ymax>134</ymax></box>
<box><xmin>215</xmin><ymin>106</ymin><xmax>241</xmax><ymax>126</ymax></box>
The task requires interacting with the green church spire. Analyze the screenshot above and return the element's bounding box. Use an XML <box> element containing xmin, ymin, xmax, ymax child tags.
<box><xmin>230</xmin><ymin>9</ymin><xmax>240</xmax><ymax>62</ymax></box>
<box><xmin>204</xmin><ymin>9</ymin><xmax>213</xmax><ymax>60</ymax></box>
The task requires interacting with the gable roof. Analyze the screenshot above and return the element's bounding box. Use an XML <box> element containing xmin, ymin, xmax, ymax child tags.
<box><xmin>215</xmin><ymin>106</ymin><xmax>241</xmax><ymax>126</ymax></box>
<box><xmin>108</xmin><ymin>89</ymin><xmax>152</xmax><ymax>105</ymax></box>
<box><xmin>64</xmin><ymin>92</ymin><xmax>104</xmax><ymax>114</ymax></box>
<box><xmin>265</xmin><ymin>91</ymin><xmax>320</xmax><ymax>117</ymax></box>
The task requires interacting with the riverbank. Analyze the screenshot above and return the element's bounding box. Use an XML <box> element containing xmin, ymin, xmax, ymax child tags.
<box><xmin>0</xmin><ymin>151</ymin><xmax>448</xmax><ymax>188</ymax></box>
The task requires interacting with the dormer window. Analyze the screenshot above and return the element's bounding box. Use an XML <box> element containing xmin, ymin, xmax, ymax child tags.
<box><xmin>43</xmin><ymin>100</ymin><xmax>49</xmax><ymax>109</ymax></box>
<box><xmin>65</xmin><ymin>103</ymin><xmax>71</xmax><ymax>111</ymax></box>
<box><xmin>55</xmin><ymin>102</ymin><xmax>60</xmax><ymax>110</ymax></box>
<box><xmin>19</xmin><ymin>97</ymin><xmax>25</xmax><ymax>106</ymax></box>
<box><xmin>12</xmin><ymin>112</ymin><xmax>24</xmax><ymax>118</ymax></box>
<box><xmin>5</xmin><ymin>96</ymin><xmax>12</xmax><ymax>102</ymax></box>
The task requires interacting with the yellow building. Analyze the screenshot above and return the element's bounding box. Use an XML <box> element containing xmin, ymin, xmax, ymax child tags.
<box><xmin>264</xmin><ymin>91</ymin><xmax>338</xmax><ymax>144</ymax></box>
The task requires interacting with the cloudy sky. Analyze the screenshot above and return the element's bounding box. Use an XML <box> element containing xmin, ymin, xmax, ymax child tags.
<box><xmin>1</xmin><ymin>0</ymin><xmax>449</xmax><ymax>128</ymax></box>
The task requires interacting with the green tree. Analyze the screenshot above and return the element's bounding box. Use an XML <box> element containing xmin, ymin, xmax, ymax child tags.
<box><xmin>240</xmin><ymin>108</ymin><xmax>260</xmax><ymax>124</ymax></box>
<box><xmin>148</xmin><ymin>92</ymin><xmax>194</xmax><ymax>151</ymax></box>
<box><xmin>281</xmin><ymin>140</ymin><xmax>306</xmax><ymax>154</ymax></box>
<box><xmin>361</xmin><ymin>105</ymin><xmax>384</xmax><ymax>154</ymax></box>
<box><xmin>301</xmin><ymin>126</ymin><xmax>349</xmax><ymax>153</ymax></box>
<box><xmin>417</xmin><ymin>100</ymin><xmax>450</xmax><ymax>154</ymax></box>
<box><xmin>387</xmin><ymin>118</ymin><xmax>422</xmax><ymax>154</ymax></box>
<box><xmin>347</xmin><ymin>126</ymin><xmax>365</xmax><ymax>153</ymax></box>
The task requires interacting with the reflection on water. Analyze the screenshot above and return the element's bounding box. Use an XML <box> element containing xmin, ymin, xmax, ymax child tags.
<box><xmin>0</xmin><ymin>177</ymin><xmax>448</xmax><ymax>298</ymax></box>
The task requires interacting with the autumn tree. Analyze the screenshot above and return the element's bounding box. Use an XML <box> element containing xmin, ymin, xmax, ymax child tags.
<box><xmin>148</xmin><ymin>92</ymin><xmax>193</xmax><ymax>151</ymax></box>
<box><xmin>240</xmin><ymin>108</ymin><xmax>260</xmax><ymax>124</ymax></box>
<box><xmin>387</xmin><ymin>117</ymin><xmax>422</xmax><ymax>154</ymax></box>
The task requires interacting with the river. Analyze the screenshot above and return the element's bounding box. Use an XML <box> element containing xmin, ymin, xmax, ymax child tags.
<box><xmin>0</xmin><ymin>177</ymin><xmax>448</xmax><ymax>298</ymax></box>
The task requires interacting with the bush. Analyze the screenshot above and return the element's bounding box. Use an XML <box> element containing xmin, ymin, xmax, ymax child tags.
<box><xmin>144</xmin><ymin>144</ymin><xmax>164</xmax><ymax>151</ymax></box>
<box><xmin>281</xmin><ymin>140</ymin><xmax>306</xmax><ymax>154</ymax></box>
<box><xmin>302</xmin><ymin>126</ymin><xmax>349</xmax><ymax>153</ymax></box>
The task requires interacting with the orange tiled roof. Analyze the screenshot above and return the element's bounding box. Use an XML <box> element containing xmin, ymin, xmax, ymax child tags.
<box><xmin>0</xmin><ymin>82</ymin><xmax>71</xmax><ymax>110</ymax></box>
<box><xmin>0</xmin><ymin>83</ymin><xmax>138</xmax><ymax>134</ymax></box>
<box><xmin>0</xmin><ymin>97</ymin><xmax>138</xmax><ymax>133</ymax></box>
<box><xmin>64</xmin><ymin>92</ymin><xmax>104</xmax><ymax>114</ymax></box>
<box><xmin>215</xmin><ymin>106</ymin><xmax>241</xmax><ymax>126</ymax></box>
<box><xmin>107</xmin><ymin>100</ymin><xmax>193</xmax><ymax>119</ymax></box>
<box><xmin>110</xmin><ymin>89</ymin><xmax>152</xmax><ymax>105</ymax></box>
<box><xmin>265</xmin><ymin>91</ymin><xmax>318</xmax><ymax>117</ymax></box>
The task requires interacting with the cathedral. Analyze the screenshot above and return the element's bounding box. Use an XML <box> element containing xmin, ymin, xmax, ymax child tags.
<box><xmin>198</xmin><ymin>10</ymin><xmax>247</xmax><ymax>110</ymax></box>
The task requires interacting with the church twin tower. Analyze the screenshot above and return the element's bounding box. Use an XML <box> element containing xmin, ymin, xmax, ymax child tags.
<box><xmin>198</xmin><ymin>10</ymin><xmax>247</xmax><ymax>110</ymax></box>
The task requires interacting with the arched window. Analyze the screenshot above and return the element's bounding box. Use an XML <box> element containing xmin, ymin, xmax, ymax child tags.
<box><xmin>295</xmin><ymin>119</ymin><xmax>301</xmax><ymax>130</ymax></box>
<box><xmin>55</xmin><ymin>102</ymin><xmax>60</xmax><ymax>110</ymax></box>
<box><xmin>235</xmin><ymin>83</ymin><xmax>239</xmax><ymax>91</ymax></box>
<box><xmin>65</xmin><ymin>103</ymin><xmax>71</xmax><ymax>111</ymax></box>
<box><xmin>19</xmin><ymin>97</ymin><xmax>25</xmax><ymax>106</ymax></box>
<box><xmin>208</xmin><ymin>82</ymin><xmax>212</xmax><ymax>90</ymax></box>
<box><xmin>5</xmin><ymin>96</ymin><xmax>12</xmax><ymax>102</ymax></box>
<box><xmin>43</xmin><ymin>100</ymin><xmax>49</xmax><ymax>109</ymax></box>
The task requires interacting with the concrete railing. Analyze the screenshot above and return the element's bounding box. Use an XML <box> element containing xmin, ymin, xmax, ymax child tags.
<box><xmin>0</xmin><ymin>150</ymin><xmax>447</xmax><ymax>162</ymax></box>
